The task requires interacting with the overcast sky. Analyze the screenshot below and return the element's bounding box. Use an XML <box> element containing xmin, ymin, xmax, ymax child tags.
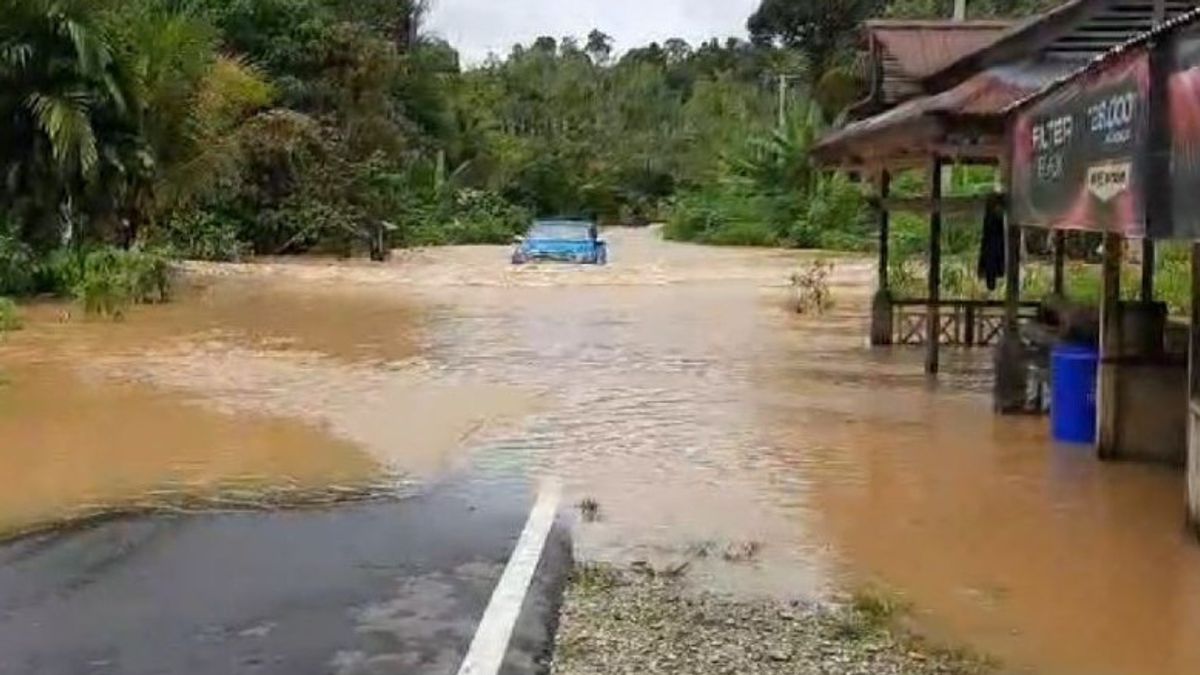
<box><xmin>425</xmin><ymin>0</ymin><xmax>762</xmax><ymax>65</ymax></box>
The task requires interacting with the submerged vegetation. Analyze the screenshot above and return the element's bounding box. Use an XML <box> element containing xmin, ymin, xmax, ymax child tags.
<box><xmin>0</xmin><ymin>298</ymin><xmax>20</xmax><ymax>333</ymax></box>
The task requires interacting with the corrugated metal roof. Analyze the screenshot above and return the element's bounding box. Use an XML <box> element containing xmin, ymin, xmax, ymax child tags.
<box><xmin>816</xmin><ymin>59</ymin><xmax>1079</xmax><ymax>162</ymax></box>
<box><xmin>870</xmin><ymin>20</ymin><xmax>1015</xmax><ymax>80</ymax></box>
<box><xmin>817</xmin><ymin>0</ymin><xmax>1198</xmax><ymax>166</ymax></box>
<box><xmin>926</xmin><ymin>0</ymin><xmax>1198</xmax><ymax>90</ymax></box>
<box><xmin>1006</xmin><ymin>5</ymin><xmax>1200</xmax><ymax>114</ymax></box>
<box><xmin>861</xmin><ymin>20</ymin><xmax>1015</xmax><ymax>109</ymax></box>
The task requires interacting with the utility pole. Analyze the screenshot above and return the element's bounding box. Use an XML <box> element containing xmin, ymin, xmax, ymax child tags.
<box><xmin>954</xmin><ymin>0</ymin><xmax>966</xmax><ymax>21</ymax></box>
<box><xmin>778</xmin><ymin>74</ymin><xmax>787</xmax><ymax>129</ymax></box>
<box><xmin>774</xmin><ymin>74</ymin><xmax>806</xmax><ymax>129</ymax></box>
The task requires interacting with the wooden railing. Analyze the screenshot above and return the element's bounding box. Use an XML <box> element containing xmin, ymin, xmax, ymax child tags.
<box><xmin>891</xmin><ymin>299</ymin><xmax>1041</xmax><ymax>347</ymax></box>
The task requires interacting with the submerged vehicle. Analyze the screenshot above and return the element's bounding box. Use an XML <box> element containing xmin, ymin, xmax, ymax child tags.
<box><xmin>511</xmin><ymin>219</ymin><xmax>608</xmax><ymax>265</ymax></box>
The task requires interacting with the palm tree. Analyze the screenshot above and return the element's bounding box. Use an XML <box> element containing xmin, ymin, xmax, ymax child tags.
<box><xmin>0</xmin><ymin>0</ymin><xmax>136</xmax><ymax>248</ymax></box>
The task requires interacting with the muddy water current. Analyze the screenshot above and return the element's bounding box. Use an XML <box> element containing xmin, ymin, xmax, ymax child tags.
<box><xmin>2</xmin><ymin>227</ymin><xmax>1199</xmax><ymax>674</ymax></box>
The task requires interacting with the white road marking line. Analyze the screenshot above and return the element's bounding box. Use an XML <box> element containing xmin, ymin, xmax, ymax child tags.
<box><xmin>457</xmin><ymin>481</ymin><xmax>562</xmax><ymax>675</ymax></box>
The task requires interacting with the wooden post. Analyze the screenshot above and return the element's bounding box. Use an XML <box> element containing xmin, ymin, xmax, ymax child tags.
<box><xmin>1005</xmin><ymin>224</ymin><xmax>1021</xmax><ymax>330</ymax></box>
<box><xmin>879</xmin><ymin>170</ymin><xmax>891</xmax><ymax>291</ymax></box>
<box><xmin>994</xmin><ymin>217</ymin><xmax>1026</xmax><ymax>414</ymax></box>
<box><xmin>1142</xmin><ymin>239</ymin><xmax>1156</xmax><ymax>302</ymax></box>
<box><xmin>1188</xmin><ymin>243</ymin><xmax>1200</xmax><ymax>534</ymax></box>
<box><xmin>1097</xmin><ymin>232</ymin><xmax>1124</xmax><ymax>459</ymax></box>
<box><xmin>926</xmin><ymin>157</ymin><xmax>943</xmax><ymax>375</ymax></box>
<box><xmin>1053</xmin><ymin>230</ymin><xmax>1066</xmax><ymax>296</ymax></box>
<box><xmin>871</xmin><ymin>170</ymin><xmax>894</xmax><ymax>346</ymax></box>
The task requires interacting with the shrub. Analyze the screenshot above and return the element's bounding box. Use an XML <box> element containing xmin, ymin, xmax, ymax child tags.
<box><xmin>703</xmin><ymin>218</ymin><xmax>778</xmax><ymax>246</ymax></box>
<box><xmin>665</xmin><ymin>187</ymin><xmax>779</xmax><ymax>246</ymax></box>
<box><xmin>161</xmin><ymin>210</ymin><xmax>251</xmax><ymax>262</ymax></box>
<box><xmin>411</xmin><ymin>189</ymin><xmax>530</xmax><ymax>245</ymax></box>
<box><xmin>1155</xmin><ymin>249</ymin><xmax>1190</xmax><ymax>316</ymax></box>
<box><xmin>0</xmin><ymin>298</ymin><xmax>20</xmax><ymax>332</ymax></box>
<box><xmin>890</xmin><ymin>212</ymin><xmax>930</xmax><ymax>258</ymax></box>
<box><xmin>74</xmin><ymin>249</ymin><xmax>174</xmax><ymax>318</ymax></box>
<box><xmin>792</xmin><ymin>259</ymin><xmax>835</xmax><ymax>314</ymax></box>
<box><xmin>791</xmin><ymin>173</ymin><xmax>868</xmax><ymax>250</ymax></box>
<box><xmin>33</xmin><ymin>249</ymin><xmax>87</xmax><ymax>297</ymax></box>
<box><xmin>0</xmin><ymin>225</ymin><xmax>36</xmax><ymax>296</ymax></box>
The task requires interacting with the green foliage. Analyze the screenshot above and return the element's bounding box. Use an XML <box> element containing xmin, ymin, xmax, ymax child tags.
<box><xmin>73</xmin><ymin>248</ymin><xmax>172</xmax><ymax>317</ymax></box>
<box><xmin>160</xmin><ymin>210</ymin><xmax>249</xmax><ymax>261</ymax></box>
<box><xmin>667</xmin><ymin>102</ymin><xmax>869</xmax><ymax>250</ymax></box>
<box><xmin>792</xmin><ymin>173</ymin><xmax>868</xmax><ymax>249</ymax></box>
<box><xmin>411</xmin><ymin>190</ymin><xmax>530</xmax><ymax>246</ymax></box>
<box><xmin>0</xmin><ymin>222</ymin><xmax>37</xmax><ymax>295</ymax></box>
<box><xmin>0</xmin><ymin>0</ymin><xmax>139</xmax><ymax>248</ymax></box>
<box><xmin>0</xmin><ymin>298</ymin><xmax>20</xmax><ymax>332</ymax></box>
<box><xmin>33</xmin><ymin>248</ymin><xmax>86</xmax><ymax>297</ymax></box>
<box><xmin>749</xmin><ymin>0</ymin><xmax>884</xmax><ymax>78</ymax></box>
<box><xmin>665</xmin><ymin>187</ymin><xmax>779</xmax><ymax>247</ymax></box>
<box><xmin>1155</xmin><ymin>243</ymin><xmax>1191</xmax><ymax>316</ymax></box>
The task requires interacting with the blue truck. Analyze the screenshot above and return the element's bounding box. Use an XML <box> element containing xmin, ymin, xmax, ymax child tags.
<box><xmin>511</xmin><ymin>219</ymin><xmax>608</xmax><ymax>265</ymax></box>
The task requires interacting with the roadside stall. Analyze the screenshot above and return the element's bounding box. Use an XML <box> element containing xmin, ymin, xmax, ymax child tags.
<box><xmin>1005</xmin><ymin>10</ymin><xmax>1200</xmax><ymax>527</ymax></box>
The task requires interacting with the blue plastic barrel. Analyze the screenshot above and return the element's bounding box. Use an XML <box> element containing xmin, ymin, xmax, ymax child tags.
<box><xmin>1051</xmin><ymin>343</ymin><xmax>1099</xmax><ymax>444</ymax></box>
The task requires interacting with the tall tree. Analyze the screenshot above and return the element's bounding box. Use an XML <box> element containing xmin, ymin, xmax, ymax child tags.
<box><xmin>585</xmin><ymin>30</ymin><xmax>613</xmax><ymax>65</ymax></box>
<box><xmin>0</xmin><ymin>0</ymin><xmax>139</xmax><ymax>248</ymax></box>
<box><xmin>748</xmin><ymin>0</ymin><xmax>883</xmax><ymax>81</ymax></box>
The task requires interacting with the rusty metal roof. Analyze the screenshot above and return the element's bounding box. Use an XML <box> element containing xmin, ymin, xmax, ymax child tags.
<box><xmin>816</xmin><ymin>59</ymin><xmax>1078</xmax><ymax>165</ymax></box>
<box><xmin>927</xmin><ymin>0</ymin><xmax>1199</xmax><ymax>90</ymax></box>
<box><xmin>1006</xmin><ymin>5</ymin><xmax>1200</xmax><ymax>115</ymax></box>
<box><xmin>862</xmin><ymin>19</ymin><xmax>1016</xmax><ymax>110</ymax></box>
<box><xmin>817</xmin><ymin>0</ymin><xmax>1199</xmax><ymax>167</ymax></box>
<box><xmin>870</xmin><ymin>19</ymin><xmax>1015</xmax><ymax>79</ymax></box>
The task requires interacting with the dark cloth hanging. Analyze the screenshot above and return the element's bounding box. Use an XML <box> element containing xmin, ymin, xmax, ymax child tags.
<box><xmin>978</xmin><ymin>194</ymin><xmax>1006</xmax><ymax>291</ymax></box>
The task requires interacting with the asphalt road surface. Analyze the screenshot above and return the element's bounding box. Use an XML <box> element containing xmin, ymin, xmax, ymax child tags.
<box><xmin>0</xmin><ymin>477</ymin><xmax>571</xmax><ymax>675</ymax></box>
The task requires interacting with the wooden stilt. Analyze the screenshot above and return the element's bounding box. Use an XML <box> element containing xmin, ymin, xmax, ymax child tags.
<box><xmin>878</xmin><ymin>171</ymin><xmax>891</xmax><ymax>291</ymax></box>
<box><xmin>926</xmin><ymin>157</ymin><xmax>943</xmax><ymax>375</ymax></box>
<box><xmin>1097</xmin><ymin>232</ymin><xmax>1124</xmax><ymax>459</ymax></box>
<box><xmin>871</xmin><ymin>170</ymin><xmax>894</xmax><ymax>346</ymax></box>
<box><xmin>1142</xmin><ymin>239</ymin><xmax>1156</xmax><ymax>303</ymax></box>
<box><xmin>1188</xmin><ymin>243</ymin><xmax>1200</xmax><ymax>534</ymax></box>
<box><xmin>1005</xmin><ymin>223</ymin><xmax>1022</xmax><ymax>331</ymax></box>
<box><xmin>1053</xmin><ymin>230</ymin><xmax>1066</xmax><ymax>296</ymax></box>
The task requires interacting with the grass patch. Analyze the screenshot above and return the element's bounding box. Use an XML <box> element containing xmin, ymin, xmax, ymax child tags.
<box><xmin>571</xmin><ymin>562</ymin><xmax>623</xmax><ymax>593</ymax></box>
<box><xmin>829</xmin><ymin>585</ymin><xmax>911</xmax><ymax>641</ymax></box>
<box><xmin>851</xmin><ymin>585</ymin><xmax>910</xmax><ymax>625</ymax></box>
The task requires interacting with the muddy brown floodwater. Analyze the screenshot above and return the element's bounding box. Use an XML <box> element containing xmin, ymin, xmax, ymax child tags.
<box><xmin>3</xmin><ymin>226</ymin><xmax>1200</xmax><ymax>674</ymax></box>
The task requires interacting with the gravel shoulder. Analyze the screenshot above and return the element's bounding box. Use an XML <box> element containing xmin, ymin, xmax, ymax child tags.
<box><xmin>551</xmin><ymin>564</ymin><xmax>1000</xmax><ymax>675</ymax></box>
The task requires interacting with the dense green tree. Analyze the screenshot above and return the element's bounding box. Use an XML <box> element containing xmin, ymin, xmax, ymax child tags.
<box><xmin>748</xmin><ymin>0</ymin><xmax>885</xmax><ymax>80</ymax></box>
<box><xmin>0</xmin><ymin>0</ymin><xmax>140</xmax><ymax>249</ymax></box>
<box><xmin>585</xmin><ymin>30</ymin><xmax>614</xmax><ymax>65</ymax></box>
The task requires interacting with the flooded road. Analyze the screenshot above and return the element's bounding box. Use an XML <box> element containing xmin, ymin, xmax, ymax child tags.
<box><xmin>3</xmin><ymin>227</ymin><xmax>1200</xmax><ymax>674</ymax></box>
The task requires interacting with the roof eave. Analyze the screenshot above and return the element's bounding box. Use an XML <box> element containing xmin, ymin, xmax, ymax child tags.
<box><xmin>922</xmin><ymin>0</ymin><xmax>1101</xmax><ymax>91</ymax></box>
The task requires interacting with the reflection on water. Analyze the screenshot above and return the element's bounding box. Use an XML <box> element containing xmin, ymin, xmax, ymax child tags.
<box><xmin>2</xmin><ymin>227</ymin><xmax>1200</xmax><ymax>674</ymax></box>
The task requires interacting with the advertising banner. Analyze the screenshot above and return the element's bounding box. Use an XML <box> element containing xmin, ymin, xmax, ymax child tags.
<box><xmin>1011</xmin><ymin>51</ymin><xmax>1150</xmax><ymax>235</ymax></box>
